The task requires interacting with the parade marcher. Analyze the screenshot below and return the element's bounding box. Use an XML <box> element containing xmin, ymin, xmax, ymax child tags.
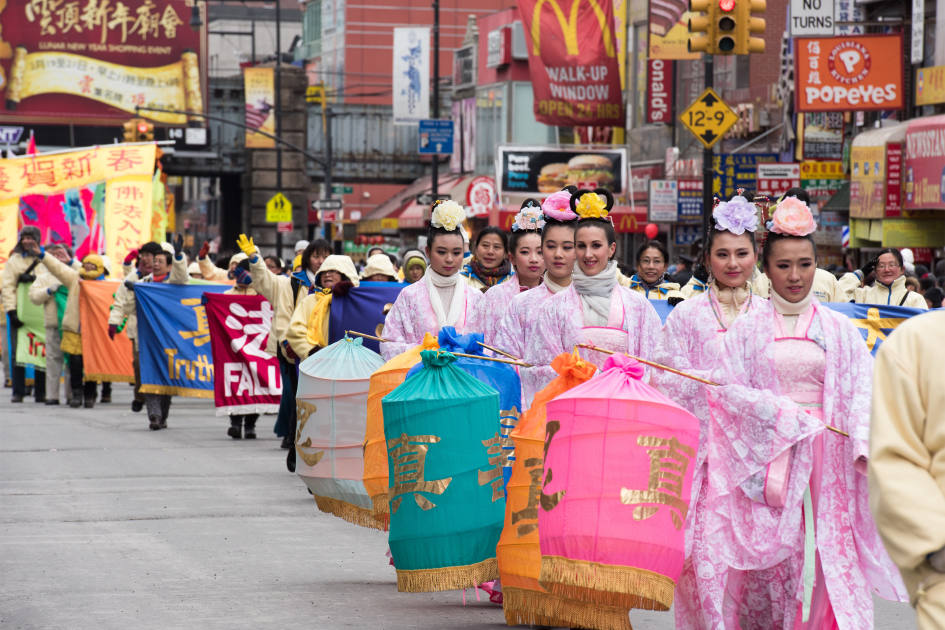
<box><xmin>359</xmin><ymin>253</ymin><xmax>398</xmax><ymax>282</ymax></box>
<box><xmin>294</xmin><ymin>240</ymin><xmax>310</xmax><ymax>259</ymax></box>
<box><xmin>264</xmin><ymin>255</ymin><xmax>284</xmax><ymax>276</ymax></box>
<box><xmin>494</xmin><ymin>189</ymin><xmax>577</xmax><ymax>408</ymax></box>
<box><xmin>222</xmin><ymin>256</ymin><xmax>261</xmax><ymax>439</ymax></box>
<box><xmin>28</xmin><ymin>244</ymin><xmax>78</xmax><ymax>405</ymax></box>
<box><xmin>460</xmin><ymin>226</ymin><xmax>514</xmax><ymax>292</ymax></box>
<box><xmin>622</xmin><ymin>239</ymin><xmax>684</xmax><ymax>302</ymax></box>
<box><xmin>380</xmin><ymin>200</ymin><xmax>482</xmax><ymax>360</ymax></box>
<box><xmin>187</xmin><ymin>262</ymin><xmax>203</xmax><ymax>279</ymax></box>
<box><xmin>126</xmin><ymin>238</ymin><xmax>189</xmax><ymax>429</ymax></box>
<box><xmin>32</xmin><ymin>246</ymin><xmax>109</xmax><ymax>408</ymax></box>
<box><xmin>108</xmin><ymin>242</ymin><xmax>161</xmax><ymax>412</ymax></box>
<box><xmin>650</xmin><ymin>194</ymin><xmax>769</xmax><ymax>628</ymax></box>
<box><xmin>472</xmin><ymin>200</ymin><xmax>545</xmax><ymax>346</ymax></box>
<box><xmin>286</xmin><ymin>254</ymin><xmax>360</xmax><ymax>359</ymax></box>
<box><xmin>401</xmin><ymin>249</ymin><xmax>427</xmax><ymax>284</ymax></box>
<box><xmin>838</xmin><ymin>248</ymin><xmax>928</xmax><ymax>309</ymax></box>
<box><xmin>2</xmin><ymin>226</ymin><xmax>47</xmax><ymax>403</ymax></box>
<box><xmin>697</xmin><ymin>196</ymin><xmax>905</xmax><ymax>629</ymax></box>
<box><xmin>530</xmin><ymin>189</ymin><xmax>662</xmax><ymax>379</ymax></box>
<box><xmin>870</xmin><ymin>309</ymin><xmax>945</xmax><ymax>629</ymax></box>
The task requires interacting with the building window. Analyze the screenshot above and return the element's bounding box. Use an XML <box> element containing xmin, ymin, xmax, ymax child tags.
<box><xmin>304</xmin><ymin>1</ymin><xmax>321</xmax><ymax>45</ymax></box>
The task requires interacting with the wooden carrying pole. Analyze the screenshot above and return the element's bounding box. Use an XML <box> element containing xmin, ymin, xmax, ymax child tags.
<box><xmin>576</xmin><ymin>343</ymin><xmax>850</xmax><ymax>438</ymax></box>
<box><xmin>345</xmin><ymin>331</ymin><xmax>531</xmax><ymax>367</ymax></box>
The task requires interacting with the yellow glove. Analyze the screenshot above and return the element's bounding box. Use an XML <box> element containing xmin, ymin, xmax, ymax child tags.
<box><xmin>236</xmin><ymin>234</ymin><xmax>257</xmax><ymax>257</ymax></box>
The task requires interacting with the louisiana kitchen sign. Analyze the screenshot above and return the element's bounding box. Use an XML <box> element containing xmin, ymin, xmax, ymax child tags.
<box><xmin>517</xmin><ymin>0</ymin><xmax>624</xmax><ymax>126</ymax></box>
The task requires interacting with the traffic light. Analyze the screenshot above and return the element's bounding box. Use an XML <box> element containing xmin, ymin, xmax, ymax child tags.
<box><xmin>688</xmin><ymin>0</ymin><xmax>766</xmax><ymax>55</ymax></box>
<box><xmin>735</xmin><ymin>0</ymin><xmax>766</xmax><ymax>54</ymax></box>
<box><xmin>136</xmin><ymin>119</ymin><xmax>154</xmax><ymax>142</ymax></box>
<box><xmin>122</xmin><ymin>118</ymin><xmax>138</xmax><ymax>142</ymax></box>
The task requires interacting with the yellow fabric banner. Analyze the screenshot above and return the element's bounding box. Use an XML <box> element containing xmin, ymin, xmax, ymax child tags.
<box><xmin>105</xmin><ymin>174</ymin><xmax>154</xmax><ymax>268</ymax></box>
<box><xmin>151</xmin><ymin>170</ymin><xmax>168</xmax><ymax>242</ymax></box>
<box><xmin>6</xmin><ymin>48</ymin><xmax>202</xmax><ymax>124</ymax></box>
<box><xmin>0</xmin><ymin>198</ymin><xmax>17</xmax><ymax>269</ymax></box>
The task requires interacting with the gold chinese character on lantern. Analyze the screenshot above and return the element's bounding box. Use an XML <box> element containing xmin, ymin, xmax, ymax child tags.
<box><xmin>478</xmin><ymin>432</ymin><xmax>506</xmax><ymax>502</ymax></box>
<box><xmin>539</xmin><ymin>420</ymin><xmax>565</xmax><ymax>512</ymax></box>
<box><xmin>387</xmin><ymin>433</ymin><xmax>452</xmax><ymax>513</ymax></box>
<box><xmin>620</xmin><ymin>435</ymin><xmax>694</xmax><ymax>530</ymax></box>
<box><xmin>510</xmin><ymin>456</ymin><xmax>543</xmax><ymax>536</ymax></box>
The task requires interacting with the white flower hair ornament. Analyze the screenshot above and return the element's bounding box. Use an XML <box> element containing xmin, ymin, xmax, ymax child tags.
<box><xmin>512</xmin><ymin>199</ymin><xmax>546</xmax><ymax>232</ymax></box>
<box><xmin>430</xmin><ymin>199</ymin><xmax>466</xmax><ymax>232</ymax></box>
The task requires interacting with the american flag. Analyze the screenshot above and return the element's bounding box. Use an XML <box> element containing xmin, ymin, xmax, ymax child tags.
<box><xmin>245</xmin><ymin>100</ymin><xmax>272</xmax><ymax>131</ymax></box>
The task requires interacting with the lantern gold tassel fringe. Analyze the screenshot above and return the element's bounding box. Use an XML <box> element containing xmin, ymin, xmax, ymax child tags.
<box><xmin>502</xmin><ymin>586</ymin><xmax>633</xmax><ymax>630</ymax></box>
<box><xmin>396</xmin><ymin>558</ymin><xmax>498</xmax><ymax>593</ymax></box>
<box><xmin>371</xmin><ymin>492</ymin><xmax>390</xmax><ymax>516</ymax></box>
<box><xmin>313</xmin><ymin>495</ymin><xmax>388</xmax><ymax>531</ymax></box>
<box><xmin>539</xmin><ymin>556</ymin><xmax>675</xmax><ymax>611</ymax></box>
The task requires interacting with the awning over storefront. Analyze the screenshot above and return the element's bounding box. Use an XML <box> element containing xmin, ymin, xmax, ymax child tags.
<box><xmin>363</xmin><ymin>174</ymin><xmax>487</xmax><ymax>231</ymax></box>
<box><xmin>850</xmin><ymin>217</ymin><xmax>945</xmax><ymax>248</ymax></box>
<box><xmin>849</xmin><ymin>123</ymin><xmax>906</xmax><ymax>219</ymax></box>
<box><xmin>903</xmin><ymin>114</ymin><xmax>945</xmax><ymax>211</ymax></box>
<box><xmin>820</xmin><ymin>181</ymin><xmax>849</xmax><ymax>213</ymax></box>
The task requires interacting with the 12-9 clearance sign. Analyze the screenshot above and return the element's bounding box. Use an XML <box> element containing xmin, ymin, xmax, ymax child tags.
<box><xmin>517</xmin><ymin>0</ymin><xmax>624</xmax><ymax>126</ymax></box>
<box><xmin>795</xmin><ymin>35</ymin><xmax>903</xmax><ymax>112</ymax></box>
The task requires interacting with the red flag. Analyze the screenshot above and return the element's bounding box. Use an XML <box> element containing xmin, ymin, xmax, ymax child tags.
<box><xmin>26</xmin><ymin>132</ymin><xmax>37</xmax><ymax>155</ymax></box>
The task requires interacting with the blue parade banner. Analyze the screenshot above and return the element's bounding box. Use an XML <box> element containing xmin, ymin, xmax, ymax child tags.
<box><xmin>135</xmin><ymin>283</ymin><xmax>229</xmax><ymax>398</ymax></box>
<box><xmin>821</xmin><ymin>302</ymin><xmax>925</xmax><ymax>356</ymax></box>
<box><xmin>329</xmin><ymin>281</ymin><xmax>407</xmax><ymax>353</ymax></box>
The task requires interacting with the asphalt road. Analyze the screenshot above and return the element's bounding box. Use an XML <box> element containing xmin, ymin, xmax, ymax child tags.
<box><xmin>0</xmin><ymin>386</ymin><xmax>919</xmax><ymax>629</ymax></box>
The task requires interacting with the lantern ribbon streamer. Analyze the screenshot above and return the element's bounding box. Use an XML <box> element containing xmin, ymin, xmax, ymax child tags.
<box><xmin>577</xmin><ymin>343</ymin><xmax>850</xmax><ymax>438</ymax></box>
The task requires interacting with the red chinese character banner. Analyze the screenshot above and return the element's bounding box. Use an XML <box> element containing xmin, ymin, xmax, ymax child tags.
<box><xmin>204</xmin><ymin>292</ymin><xmax>282</xmax><ymax>416</ymax></box>
<box><xmin>517</xmin><ymin>0</ymin><xmax>624</xmax><ymax>126</ymax></box>
<box><xmin>0</xmin><ymin>143</ymin><xmax>157</xmax><ymax>272</ymax></box>
<box><xmin>0</xmin><ymin>0</ymin><xmax>205</xmax><ymax>125</ymax></box>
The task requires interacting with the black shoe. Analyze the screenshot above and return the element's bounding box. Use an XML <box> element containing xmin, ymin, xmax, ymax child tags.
<box><xmin>68</xmin><ymin>398</ymin><xmax>82</xmax><ymax>408</ymax></box>
<box><xmin>131</xmin><ymin>399</ymin><xmax>144</xmax><ymax>413</ymax></box>
<box><xmin>149</xmin><ymin>417</ymin><xmax>161</xmax><ymax>430</ymax></box>
<box><xmin>34</xmin><ymin>394</ymin><xmax>45</xmax><ymax>403</ymax></box>
<box><xmin>158</xmin><ymin>417</ymin><xmax>167</xmax><ymax>429</ymax></box>
<box><xmin>280</xmin><ymin>435</ymin><xmax>291</xmax><ymax>449</ymax></box>
<box><xmin>11</xmin><ymin>394</ymin><xmax>23</xmax><ymax>403</ymax></box>
<box><xmin>286</xmin><ymin>447</ymin><xmax>296</xmax><ymax>473</ymax></box>
<box><xmin>99</xmin><ymin>394</ymin><xmax>111</xmax><ymax>403</ymax></box>
<box><xmin>45</xmin><ymin>399</ymin><xmax>60</xmax><ymax>405</ymax></box>
<box><xmin>227</xmin><ymin>420</ymin><xmax>242</xmax><ymax>439</ymax></box>
<box><xmin>83</xmin><ymin>398</ymin><xmax>95</xmax><ymax>409</ymax></box>
<box><xmin>243</xmin><ymin>420</ymin><xmax>256</xmax><ymax>440</ymax></box>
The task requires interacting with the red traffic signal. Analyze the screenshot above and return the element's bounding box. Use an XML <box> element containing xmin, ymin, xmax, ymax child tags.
<box><xmin>137</xmin><ymin>121</ymin><xmax>149</xmax><ymax>134</ymax></box>
<box><xmin>719</xmin><ymin>0</ymin><xmax>735</xmax><ymax>10</ymax></box>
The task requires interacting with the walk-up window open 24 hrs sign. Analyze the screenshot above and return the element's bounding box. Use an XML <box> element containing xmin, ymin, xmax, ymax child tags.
<box><xmin>517</xmin><ymin>0</ymin><xmax>624</xmax><ymax>126</ymax></box>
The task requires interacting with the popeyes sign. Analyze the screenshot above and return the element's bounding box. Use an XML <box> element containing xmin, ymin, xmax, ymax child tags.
<box><xmin>795</xmin><ymin>35</ymin><xmax>903</xmax><ymax>112</ymax></box>
<box><xmin>516</xmin><ymin>0</ymin><xmax>624</xmax><ymax>126</ymax></box>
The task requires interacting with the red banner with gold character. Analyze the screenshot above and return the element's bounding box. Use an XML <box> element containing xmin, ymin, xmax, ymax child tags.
<box><xmin>517</xmin><ymin>0</ymin><xmax>624</xmax><ymax>127</ymax></box>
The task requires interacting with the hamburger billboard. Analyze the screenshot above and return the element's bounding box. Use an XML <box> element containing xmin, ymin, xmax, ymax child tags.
<box><xmin>0</xmin><ymin>0</ymin><xmax>206</xmax><ymax>125</ymax></box>
<box><xmin>496</xmin><ymin>146</ymin><xmax>627</xmax><ymax>197</ymax></box>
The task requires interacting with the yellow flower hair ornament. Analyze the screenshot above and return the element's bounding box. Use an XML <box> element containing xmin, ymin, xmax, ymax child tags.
<box><xmin>430</xmin><ymin>199</ymin><xmax>466</xmax><ymax>232</ymax></box>
<box><xmin>569</xmin><ymin>188</ymin><xmax>615</xmax><ymax>221</ymax></box>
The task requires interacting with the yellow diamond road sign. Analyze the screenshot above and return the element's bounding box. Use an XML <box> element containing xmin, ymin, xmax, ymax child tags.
<box><xmin>680</xmin><ymin>88</ymin><xmax>738</xmax><ymax>149</ymax></box>
<box><xmin>266</xmin><ymin>193</ymin><xmax>292</xmax><ymax>223</ymax></box>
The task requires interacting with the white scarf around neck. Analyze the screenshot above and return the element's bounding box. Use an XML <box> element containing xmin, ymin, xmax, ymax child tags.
<box><xmin>770</xmin><ymin>285</ymin><xmax>814</xmax><ymax>336</ymax></box>
<box><xmin>571</xmin><ymin>260</ymin><xmax>618</xmax><ymax>324</ymax></box>
<box><xmin>543</xmin><ymin>274</ymin><xmax>569</xmax><ymax>294</ymax></box>
<box><xmin>424</xmin><ymin>267</ymin><xmax>465</xmax><ymax>328</ymax></box>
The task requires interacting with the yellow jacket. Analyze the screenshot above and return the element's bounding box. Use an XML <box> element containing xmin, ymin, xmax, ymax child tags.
<box><xmin>198</xmin><ymin>256</ymin><xmax>230</xmax><ymax>282</ymax></box>
<box><xmin>39</xmin><ymin>254</ymin><xmax>81</xmax><ymax>335</ymax></box>
<box><xmin>29</xmin><ymin>260</ymin><xmax>80</xmax><ymax>328</ymax></box>
<box><xmin>248</xmin><ymin>255</ymin><xmax>293</xmax><ymax>357</ymax></box>
<box><xmin>286</xmin><ymin>289</ymin><xmax>332</xmax><ymax>359</ymax></box>
<box><xmin>620</xmin><ymin>273</ymin><xmax>684</xmax><ymax>301</ymax></box>
<box><xmin>840</xmin><ymin>273</ymin><xmax>928</xmax><ymax>309</ymax></box>
<box><xmin>108</xmin><ymin>269</ymin><xmax>140</xmax><ymax>339</ymax></box>
<box><xmin>1</xmin><ymin>252</ymin><xmax>45</xmax><ymax>313</ymax></box>
<box><xmin>870</xmin><ymin>310</ymin><xmax>945</xmax><ymax>602</ymax></box>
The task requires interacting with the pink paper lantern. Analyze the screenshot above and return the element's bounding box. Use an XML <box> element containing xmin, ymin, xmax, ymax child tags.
<box><xmin>538</xmin><ymin>354</ymin><xmax>700</xmax><ymax>611</ymax></box>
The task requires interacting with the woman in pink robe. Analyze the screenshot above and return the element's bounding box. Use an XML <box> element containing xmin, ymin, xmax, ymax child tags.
<box><xmin>651</xmin><ymin>195</ymin><xmax>770</xmax><ymax>628</ymax></box>
<box><xmin>529</xmin><ymin>190</ymin><xmax>661</xmax><ymax>378</ymax></box>
<box><xmin>493</xmin><ymin>191</ymin><xmax>578</xmax><ymax>408</ymax></box>
<box><xmin>474</xmin><ymin>200</ymin><xmax>545</xmax><ymax>346</ymax></box>
<box><xmin>380</xmin><ymin>201</ymin><xmax>482</xmax><ymax>360</ymax></box>
<box><xmin>698</xmin><ymin>198</ymin><xmax>906</xmax><ymax>629</ymax></box>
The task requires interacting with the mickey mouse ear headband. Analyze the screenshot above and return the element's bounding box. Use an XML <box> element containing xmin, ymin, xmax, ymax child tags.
<box><xmin>568</xmin><ymin>188</ymin><xmax>615</xmax><ymax>221</ymax></box>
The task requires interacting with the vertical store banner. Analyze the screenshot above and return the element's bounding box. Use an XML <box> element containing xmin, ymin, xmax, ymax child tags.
<box><xmin>903</xmin><ymin>114</ymin><xmax>945</xmax><ymax>211</ymax></box>
<box><xmin>205</xmin><ymin>293</ymin><xmax>281</xmax><ymax>415</ymax></box>
<box><xmin>0</xmin><ymin>144</ymin><xmax>157</xmax><ymax>272</ymax></box>
<box><xmin>646</xmin><ymin>59</ymin><xmax>673</xmax><ymax>124</ymax></box>
<box><xmin>243</xmin><ymin>67</ymin><xmax>276</xmax><ymax>148</ymax></box>
<box><xmin>0</xmin><ymin>0</ymin><xmax>205</xmax><ymax>125</ymax></box>
<box><xmin>392</xmin><ymin>28</ymin><xmax>430</xmax><ymax>125</ymax></box>
<box><xmin>794</xmin><ymin>35</ymin><xmax>903</xmax><ymax>112</ymax></box>
<box><xmin>135</xmin><ymin>283</ymin><xmax>228</xmax><ymax>398</ymax></box>
<box><xmin>517</xmin><ymin>0</ymin><xmax>624</xmax><ymax>126</ymax></box>
<box><xmin>79</xmin><ymin>280</ymin><xmax>134</xmax><ymax>382</ymax></box>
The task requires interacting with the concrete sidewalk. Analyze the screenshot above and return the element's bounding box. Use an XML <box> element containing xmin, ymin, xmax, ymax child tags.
<box><xmin>0</xmin><ymin>386</ymin><xmax>917</xmax><ymax>629</ymax></box>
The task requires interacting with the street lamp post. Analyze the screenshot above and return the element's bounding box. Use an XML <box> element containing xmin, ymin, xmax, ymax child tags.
<box><xmin>431</xmin><ymin>0</ymin><xmax>440</xmax><ymax>198</ymax></box>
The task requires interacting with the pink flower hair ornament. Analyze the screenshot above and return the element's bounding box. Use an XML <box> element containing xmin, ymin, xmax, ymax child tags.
<box><xmin>713</xmin><ymin>195</ymin><xmax>759</xmax><ymax>235</ymax></box>
<box><xmin>541</xmin><ymin>190</ymin><xmax>578</xmax><ymax>221</ymax></box>
<box><xmin>769</xmin><ymin>196</ymin><xmax>817</xmax><ymax>236</ymax></box>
